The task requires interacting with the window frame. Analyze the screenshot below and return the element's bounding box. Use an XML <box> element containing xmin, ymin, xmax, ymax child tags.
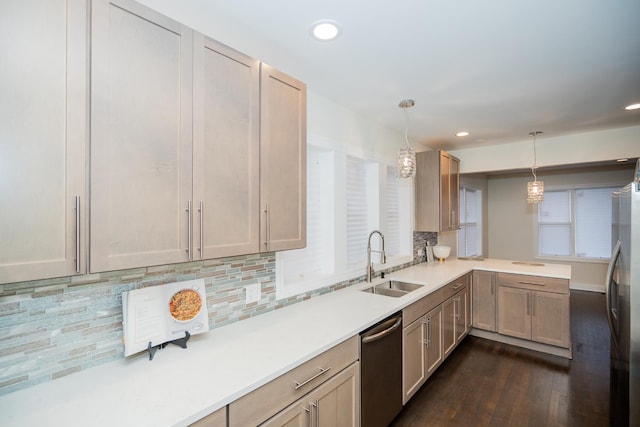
<box><xmin>458</xmin><ymin>185</ymin><xmax>482</xmax><ymax>258</ymax></box>
<box><xmin>534</xmin><ymin>185</ymin><xmax>617</xmax><ymax>263</ymax></box>
<box><xmin>275</xmin><ymin>137</ymin><xmax>414</xmax><ymax>300</ymax></box>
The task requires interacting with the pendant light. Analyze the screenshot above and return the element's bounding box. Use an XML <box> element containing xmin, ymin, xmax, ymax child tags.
<box><xmin>398</xmin><ymin>99</ymin><xmax>416</xmax><ymax>178</ymax></box>
<box><xmin>527</xmin><ymin>131</ymin><xmax>544</xmax><ymax>203</ymax></box>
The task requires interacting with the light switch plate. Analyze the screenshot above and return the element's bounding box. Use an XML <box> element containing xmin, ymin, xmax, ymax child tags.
<box><xmin>245</xmin><ymin>283</ymin><xmax>261</xmax><ymax>304</ymax></box>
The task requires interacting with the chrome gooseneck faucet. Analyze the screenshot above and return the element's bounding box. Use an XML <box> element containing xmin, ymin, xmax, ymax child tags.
<box><xmin>366</xmin><ymin>230</ymin><xmax>386</xmax><ymax>282</ymax></box>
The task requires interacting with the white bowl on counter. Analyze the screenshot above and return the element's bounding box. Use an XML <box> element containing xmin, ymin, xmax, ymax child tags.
<box><xmin>432</xmin><ymin>245</ymin><xmax>451</xmax><ymax>261</ymax></box>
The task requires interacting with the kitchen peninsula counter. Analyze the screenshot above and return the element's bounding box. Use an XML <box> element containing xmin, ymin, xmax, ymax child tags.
<box><xmin>0</xmin><ymin>259</ymin><xmax>570</xmax><ymax>427</ymax></box>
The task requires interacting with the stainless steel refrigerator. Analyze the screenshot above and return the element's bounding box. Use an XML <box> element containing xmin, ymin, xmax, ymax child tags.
<box><xmin>606</xmin><ymin>160</ymin><xmax>640</xmax><ymax>427</ymax></box>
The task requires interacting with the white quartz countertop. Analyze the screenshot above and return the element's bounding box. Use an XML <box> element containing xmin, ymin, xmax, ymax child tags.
<box><xmin>0</xmin><ymin>258</ymin><xmax>571</xmax><ymax>427</ymax></box>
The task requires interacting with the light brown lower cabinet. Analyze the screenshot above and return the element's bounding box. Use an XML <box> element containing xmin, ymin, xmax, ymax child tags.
<box><xmin>261</xmin><ymin>363</ymin><xmax>359</xmax><ymax>427</ymax></box>
<box><xmin>472</xmin><ymin>270</ymin><xmax>497</xmax><ymax>331</ymax></box>
<box><xmin>229</xmin><ymin>336</ymin><xmax>358</xmax><ymax>427</ymax></box>
<box><xmin>402</xmin><ymin>273</ymin><xmax>471</xmax><ymax>404</ymax></box>
<box><xmin>443</xmin><ymin>285</ymin><xmax>469</xmax><ymax>358</ymax></box>
<box><xmin>402</xmin><ymin>305</ymin><xmax>443</xmax><ymax>403</ymax></box>
<box><xmin>189</xmin><ymin>406</ymin><xmax>226</xmax><ymax>427</ymax></box>
<box><xmin>496</xmin><ymin>272</ymin><xmax>570</xmax><ymax>349</ymax></box>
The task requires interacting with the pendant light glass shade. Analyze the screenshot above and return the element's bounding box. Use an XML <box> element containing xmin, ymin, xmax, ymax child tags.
<box><xmin>398</xmin><ymin>99</ymin><xmax>416</xmax><ymax>178</ymax></box>
<box><xmin>527</xmin><ymin>176</ymin><xmax>544</xmax><ymax>203</ymax></box>
<box><xmin>398</xmin><ymin>146</ymin><xmax>416</xmax><ymax>178</ymax></box>
<box><xmin>526</xmin><ymin>131</ymin><xmax>544</xmax><ymax>204</ymax></box>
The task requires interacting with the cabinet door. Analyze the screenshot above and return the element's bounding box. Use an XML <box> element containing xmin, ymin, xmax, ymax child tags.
<box><xmin>425</xmin><ymin>305</ymin><xmax>443</xmax><ymax>377</ymax></box>
<box><xmin>262</xmin><ymin>363</ymin><xmax>359</xmax><ymax>427</ymax></box>
<box><xmin>442</xmin><ymin>297</ymin><xmax>457</xmax><ymax>357</ymax></box>
<box><xmin>261</xmin><ymin>400</ymin><xmax>311</xmax><ymax>427</ymax></box>
<box><xmin>497</xmin><ymin>286</ymin><xmax>531</xmax><ymax>340</ymax></box>
<box><xmin>0</xmin><ymin>0</ymin><xmax>87</xmax><ymax>284</ymax></box>
<box><xmin>439</xmin><ymin>153</ymin><xmax>451</xmax><ymax>230</ymax></box>
<box><xmin>315</xmin><ymin>363</ymin><xmax>359</xmax><ymax>427</ymax></box>
<box><xmin>454</xmin><ymin>287</ymin><xmax>469</xmax><ymax>343</ymax></box>
<box><xmin>193</xmin><ymin>34</ymin><xmax>260</xmax><ymax>259</ymax></box>
<box><xmin>402</xmin><ymin>316</ymin><xmax>427</xmax><ymax>403</ymax></box>
<box><xmin>472</xmin><ymin>271</ymin><xmax>497</xmax><ymax>331</ymax></box>
<box><xmin>532</xmin><ymin>291</ymin><xmax>570</xmax><ymax>348</ymax></box>
<box><xmin>190</xmin><ymin>407</ymin><xmax>226</xmax><ymax>427</ymax></box>
<box><xmin>449</xmin><ymin>155</ymin><xmax>460</xmax><ymax>229</ymax></box>
<box><xmin>439</xmin><ymin>152</ymin><xmax>460</xmax><ymax>231</ymax></box>
<box><xmin>260</xmin><ymin>64</ymin><xmax>306</xmax><ymax>252</ymax></box>
<box><xmin>90</xmin><ymin>0</ymin><xmax>193</xmax><ymax>272</ymax></box>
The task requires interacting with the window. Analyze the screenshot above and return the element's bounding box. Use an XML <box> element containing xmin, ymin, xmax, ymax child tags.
<box><xmin>276</xmin><ymin>141</ymin><xmax>413</xmax><ymax>299</ymax></box>
<box><xmin>458</xmin><ymin>186</ymin><xmax>482</xmax><ymax>257</ymax></box>
<box><xmin>538</xmin><ymin>187</ymin><xmax>616</xmax><ymax>259</ymax></box>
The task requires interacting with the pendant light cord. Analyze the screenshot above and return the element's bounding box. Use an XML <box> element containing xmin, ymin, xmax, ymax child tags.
<box><xmin>404</xmin><ymin>107</ymin><xmax>410</xmax><ymax>148</ymax></box>
<box><xmin>530</xmin><ymin>131</ymin><xmax>542</xmax><ymax>181</ymax></box>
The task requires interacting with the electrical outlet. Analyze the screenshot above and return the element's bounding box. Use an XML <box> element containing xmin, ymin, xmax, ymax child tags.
<box><xmin>245</xmin><ymin>283</ymin><xmax>261</xmax><ymax>304</ymax></box>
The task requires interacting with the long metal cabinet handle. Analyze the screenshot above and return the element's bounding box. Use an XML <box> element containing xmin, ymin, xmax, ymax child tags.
<box><xmin>361</xmin><ymin>316</ymin><xmax>402</xmax><ymax>343</ymax></box>
<box><xmin>264</xmin><ymin>204</ymin><xmax>270</xmax><ymax>251</ymax></box>
<box><xmin>526</xmin><ymin>293</ymin><xmax>530</xmax><ymax>316</ymax></box>
<box><xmin>452</xmin><ymin>283</ymin><xmax>464</xmax><ymax>291</ymax></box>
<box><xmin>426</xmin><ymin>317</ymin><xmax>431</xmax><ymax>348</ymax></box>
<box><xmin>294</xmin><ymin>367</ymin><xmax>331</xmax><ymax>390</ymax></box>
<box><xmin>199</xmin><ymin>201</ymin><xmax>203</xmax><ymax>258</ymax></box>
<box><xmin>75</xmin><ymin>196</ymin><xmax>80</xmax><ymax>273</ymax></box>
<box><xmin>305</xmin><ymin>405</ymin><xmax>311</xmax><ymax>427</ymax></box>
<box><xmin>605</xmin><ymin>240</ymin><xmax>621</xmax><ymax>349</ymax></box>
<box><xmin>313</xmin><ymin>400</ymin><xmax>319</xmax><ymax>427</ymax></box>
<box><xmin>186</xmin><ymin>201</ymin><xmax>192</xmax><ymax>260</ymax></box>
<box><xmin>517</xmin><ymin>280</ymin><xmax>545</xmax><ymax>287</ymax></box>
<box><xmin>532</xmin><ymin>294</ymin><xmax>536</xmax><ymax>317</ymax></box>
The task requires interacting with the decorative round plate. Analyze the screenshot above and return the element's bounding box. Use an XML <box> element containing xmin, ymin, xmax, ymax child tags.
<box><xmin>169</xmin><ymin>289</ymin><xmax>202</xmax><ymax>322</ymax></box>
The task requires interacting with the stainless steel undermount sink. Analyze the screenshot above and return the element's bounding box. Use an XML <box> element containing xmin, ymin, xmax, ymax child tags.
<box><xmin>361</xmin><ymin>280</ymin><xmax>423</xmax><ymax>298</ymax></box>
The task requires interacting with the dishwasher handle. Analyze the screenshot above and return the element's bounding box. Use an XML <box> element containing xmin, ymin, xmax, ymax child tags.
<box><xmin>361</xmin><ymin>315</ymin><xmax>402</xmax><ymax>344</ymax></box>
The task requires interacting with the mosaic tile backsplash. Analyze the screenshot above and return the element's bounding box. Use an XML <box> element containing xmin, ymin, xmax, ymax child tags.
<box><xmin>0</xmin><ymin>231</ymin><xmax>437</xmax><ymax>396</ymax></box>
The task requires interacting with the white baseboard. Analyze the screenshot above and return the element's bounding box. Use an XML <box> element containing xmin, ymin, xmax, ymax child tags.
<box><xmin>469</xmin><ymin>328</ymin><xmax>572</xmax><ymax>359</ymax></box>
<box><xmin>570</xmin><ymin>282</ymin><xmax>604</xmax><ymax>293</ymax></box>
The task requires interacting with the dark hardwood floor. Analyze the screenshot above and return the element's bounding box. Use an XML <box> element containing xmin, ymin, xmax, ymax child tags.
<box><xmin>390</xmin><ymin>290</ymin><xmax>610</xmax><ymax>427</ymax></box>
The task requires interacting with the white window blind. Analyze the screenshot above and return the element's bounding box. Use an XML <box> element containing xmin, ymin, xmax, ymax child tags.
<box><xmin>538</xmin><ymin>187</ymin><xmax>616</xmax><ymax>259</ymax></box>
<box><xmin>575</xmin><ymin>188</ymin><xmax>614</xmax><ymax>258</ymax></box>
<box><xmin>458</xmin><ymin>187</ymin><xmax>481</xmax><ymax>257</ymax></box>
<box><xmin>279</xmin><ymin>148</ymin><xmax>331</xmax><ymax>283</ymax></box>
<box><xmin>385</xmin><ymin>166</ymin><xmax>400</xmax><ymax>256</ymax></box>
<box><xmin>538</xmin><ymin>190</ymin><xmax>572</xmax><ymax>256</ymax></box>
<box><xmin>276</xmin><ymin>143</ymin><xmax>413</xmax><ymax>300</ymax></box>
<box><xmin>346</xmin><ymin>156</ymin><xmax>369</xmax><ymax>268</ymax></box>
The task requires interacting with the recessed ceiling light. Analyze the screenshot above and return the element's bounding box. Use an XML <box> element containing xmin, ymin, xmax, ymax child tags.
<box><xmin>456</xmin><ymin>131</ymin><xmax>469</xmax><ymax>137</ymax></box>
<box><xmin>625</xmin><ymin>103</ymin><xmax>640</xmax><ymax>110</ymax></box>
<box><xmin>310</xmin><ymin>20</ymin><xmax>341</xmax><ymax>41</ymax></box>
<box><xmin>617</xmin><ymin>158</ymin><xmax>629</xmax><ymax>163</ymax></box>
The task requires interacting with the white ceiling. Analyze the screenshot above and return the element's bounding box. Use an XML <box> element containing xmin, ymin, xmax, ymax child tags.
<box><xmin>165</xmin><ymin>0</ymin><xmax>640</xmax><ymax>151</ymax></box>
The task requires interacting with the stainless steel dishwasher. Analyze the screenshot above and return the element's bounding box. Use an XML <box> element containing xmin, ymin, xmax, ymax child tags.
<box><xmin>360</xmin><ymin>312</ymin><xmax>403</xmax><ymax>427</ymax></box>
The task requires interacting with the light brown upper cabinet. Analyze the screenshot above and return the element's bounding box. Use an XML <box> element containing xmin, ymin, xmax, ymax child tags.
<box><xmin>0</xmin><ymin>0</ymin><xmax>88</xmax><ymax>284</ymax></box>
<box><xmin>90</xmin><ymin>0</ymin><xmax>194</xmax><ymax>272</ymax></box>
<box><xmin>260</xmin><ymin>65</ymin><xmax>307</xmax><ymax>252</ymax></box>
<box><xmin>192</xmin><ymin>35</ymin><xmax>261</xmax><ymax>259</ymax></box>
<box><xmin>415</xmin><ymin>150</ymin><xmax>460</xmax><ymax>232</ymax></box>
<box><xmin>90</xmin><ymin>0</ymin><xmax>306</xmax><ymax>273</ymax></box>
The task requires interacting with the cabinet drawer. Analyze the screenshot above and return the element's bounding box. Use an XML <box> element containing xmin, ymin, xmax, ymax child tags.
<box><xmin>403</xmin><ymin>289</ymin><xmax>443</xmax><ymax>327</ymax></box>
<box><xmin>228</xmin><ymin>335</ymin><xmax>358</xmax><ymax>427</ymax></box>
<box><xmin>190</xmin><ymin>406</ymin><xmax>226</xmax><ymax>427</ymax></box>
<box><xmin>498</xmin><ymin>273</ymin><xmax>569</xmax><ymax>294</ymax></box>
<box><xmin>442</xmin><ymin>273</ymin><xmax>470</xmax><ymax>300</ymax></box>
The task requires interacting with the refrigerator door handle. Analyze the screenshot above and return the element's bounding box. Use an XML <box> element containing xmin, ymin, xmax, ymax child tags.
<box><xmin>605</xmin><ymin>239</ymin><xmax>621</xmax><ymax>349</ymax></box>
